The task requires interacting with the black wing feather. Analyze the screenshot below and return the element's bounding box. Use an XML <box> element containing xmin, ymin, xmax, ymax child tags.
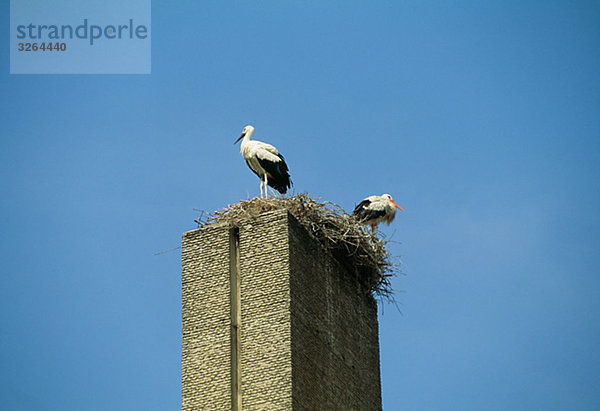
<box><xmin>353</xmin><ymin>199</ymin><xmax>386</xmax><ymax>222</ymax></box>
<box><xmin>256</xmin><ymin>153</ymin><xmax>292</xmax><ymax>194</ymax></box>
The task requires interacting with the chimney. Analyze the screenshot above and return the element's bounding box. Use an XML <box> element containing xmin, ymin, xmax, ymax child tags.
<box><xmin>182</xmin><ymin>209</ymin><xmax>382</xmax><ymax>409</ymax></box>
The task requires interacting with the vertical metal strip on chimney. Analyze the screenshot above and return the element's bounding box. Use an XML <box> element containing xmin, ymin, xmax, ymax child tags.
<box><xmin>229</xmin><ymin>227</ymin><xmax>242</xmax><ymax>411</ymax></box>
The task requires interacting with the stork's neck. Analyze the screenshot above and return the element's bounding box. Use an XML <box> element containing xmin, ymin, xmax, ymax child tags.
<box><xmin>240</xmin><ymin>129</ymin><xmax>254</xmax><ymax>147</ymax></box>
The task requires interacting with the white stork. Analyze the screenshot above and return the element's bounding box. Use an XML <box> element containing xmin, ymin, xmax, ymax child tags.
<box><xmin>234</xmin><ymin>125</ymin><xmax>292</xmax><ymax>198</ymax></box>
<box><xmin>353</xmin><ymin>194</ymin><xmax>404</xmax><ymax>232</ymax></box>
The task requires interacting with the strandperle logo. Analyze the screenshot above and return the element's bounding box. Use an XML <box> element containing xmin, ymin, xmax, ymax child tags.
<box><xmin>10</xmin><ymin>0</ymin><xmax>151</xmax><ymax>74</ymax></box>
<box><xmin>16</xmin><ymin>19</ymin><xmax>148</xmax><ymax>46</ymax></box>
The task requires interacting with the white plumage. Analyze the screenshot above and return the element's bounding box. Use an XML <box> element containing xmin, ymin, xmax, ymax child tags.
<box><xmin>353</xmin><ymin>193</ymin><xmax>404</xmax><ymax>232</ymax></box>
<box><xmin>234</xmin><ymin>125</ymin><xmax>292</xmax><ymax>198</ymax></box>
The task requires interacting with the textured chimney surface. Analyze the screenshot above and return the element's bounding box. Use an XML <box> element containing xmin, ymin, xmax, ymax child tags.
<box><xmin>182</xmin><ymin>209</ymin><xmax>381</xmax><ymax>410</ymax></box>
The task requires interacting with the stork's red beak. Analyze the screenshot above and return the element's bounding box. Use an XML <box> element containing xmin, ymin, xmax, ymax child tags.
<box><xmin>391</xmin><ymin>200</ymin><xmax>404</xmax><ymax>211</ymax></box>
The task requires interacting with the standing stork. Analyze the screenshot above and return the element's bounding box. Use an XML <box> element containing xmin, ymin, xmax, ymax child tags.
<box><xmin>234</xmin><ymin>125</ymin><xmax>292</xmax><ymax>198</ymax></box>
<box><xmin>353</xmin><ymin>194</ymin><xmax>404</xmax><ymax>232</ymax></box>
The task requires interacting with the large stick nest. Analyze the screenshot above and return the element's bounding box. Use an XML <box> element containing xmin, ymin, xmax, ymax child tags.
<box><xmin>197</xmin><ymin>193</ymin><xmax>398</xmax><ymax>301</ymax></box>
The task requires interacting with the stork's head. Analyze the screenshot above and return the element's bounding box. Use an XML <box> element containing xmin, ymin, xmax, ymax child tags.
<box><xmin>234</xmin><ymin>125</ymin><xmax>255</xmax><ymax>144</ymax></box>
<box><xmin>382</xmin><ymin>194</ymin><xmax>404</xmax><ymax>211</ymax></box>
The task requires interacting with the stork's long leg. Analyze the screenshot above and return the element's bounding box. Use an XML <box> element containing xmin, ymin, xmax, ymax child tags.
<box><xmin>264</xmin><ymin>174</ymin><xmax>269</xmax><ymax>198</ymax></box>
<box><xmin>259</xmin><ymin>180</ymin><xmax>264</xmax><ymax>199</ymax></box>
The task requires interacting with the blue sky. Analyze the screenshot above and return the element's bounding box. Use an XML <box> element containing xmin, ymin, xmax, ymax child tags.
<box><xmin>2</xmin><ymin>1</ymin><xmax>599</xmax><ymax>409</ymax></box>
